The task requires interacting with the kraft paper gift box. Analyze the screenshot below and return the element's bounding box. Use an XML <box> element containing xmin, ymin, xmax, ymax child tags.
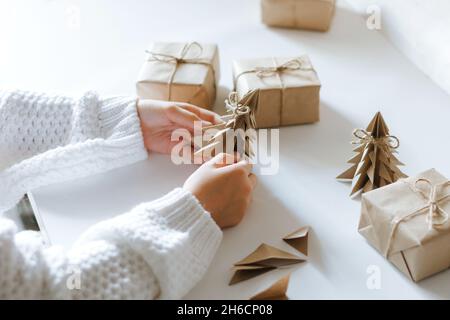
<box><xmin>359</xmin><ymin>169</ymin><xmax>450</xmax><ymax>282</ymax></box>
<box><xmin>261</xmin><ymin>0</ymin><xmax>336</xmax><ymax>32</ymax></box>
<box><xmin>136</xmin><ymin>42</ymin><xmax>220</xmax><ymax>110</ymax></box>
<box><xmin>232</xmin><ymin>56</ymin><xmax>320</xmax><ymax>128</ymax></box>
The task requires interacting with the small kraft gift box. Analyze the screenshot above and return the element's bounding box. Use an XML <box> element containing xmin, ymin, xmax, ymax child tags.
<box><xmin>261</xmin><ymin>0</ymin><xmax>336</xmax><ymax>32</ymax></box>
<box><xmin>232</xmin><ymin>56</ymin><xmax>320</xmax><ymax>128</ymax></box>
<box><xmin>359</xmin><ymin>169</ymin><xmax>450</xmax><ymax>282</ymax></box>
<box><xmin>136</xmin><ymin>42</ymin><xmax>220</xmax><ymax>110</ymax></box>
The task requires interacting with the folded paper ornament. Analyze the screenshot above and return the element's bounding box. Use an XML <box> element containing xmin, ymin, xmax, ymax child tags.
<box><xmin>229</xmin><ymin>265</ymin><xmax>276</xmax><ymax>285</ymax></box>
<box><xmin>229</xmin><ymin>243</ymin><xmax>304</xmax><ymax>285</ymax></box>
<box><xmin>337</xmin><ymin>112</ymin><xmax>407</xmax><ymax>196</ymax></box>
<box><xmin>234</xmin><ymin>243</ymin><xmax>304</xmax><ymax>267</ymax></box>
<box><xmin>283</xmin><ymin>226</ymin><xmax>309</xmax><ymax>255</ymax></box>
<box><xmin>194</xmin><ymin>90</ymin><xmax>259</xmax><ymax>161</ymax></box>
<box><xmin>249</xmin><ymin>274</ymin><xmax>290</xmax><ymax>300</ymax></box>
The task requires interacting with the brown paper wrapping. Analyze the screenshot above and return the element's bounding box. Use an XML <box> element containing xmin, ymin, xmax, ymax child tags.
<box><xmin>136</xmin><ymin>42</ymin><xmax>220</xmax><ymax>110</ymax></box>
<box><xmin>261</xmin><ymin>0</ymin><xmax>336</xmax><ymax>32</ymax></box>
<box><xmin>359</xmin><ymin>169</ymin><xmax>450</xmax><ymax>282</ymax></box>
<box><xmin>232</xmin><ymin>56</ymin><xmax>320</xmax><ymax>128</ymax></box>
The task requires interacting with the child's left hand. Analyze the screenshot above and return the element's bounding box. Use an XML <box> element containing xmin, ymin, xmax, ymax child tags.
<box><xmin>137</xmin><ymin>99</ymin><xmax>223</xmax><ymax>154</ymax></box>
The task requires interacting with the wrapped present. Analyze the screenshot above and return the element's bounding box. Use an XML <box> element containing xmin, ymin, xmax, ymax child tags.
<box><xmin>261</xmin><ymin>0</ymin><xmax>336</xmax><ymax>32</ymax></box>
<box><xmin>232</xmin><ymin>56</ymin><xmax>320</xmax><ymax>128</ymax></box>
<box><xmin>136</xmin><ymin>42</ymin><xmax>220</xmax><ymax>109</ymax></box>
<box><xmin>359</xmin><ymin>169</ymin><xmax>450</xmax><ymax>282</ymax></box>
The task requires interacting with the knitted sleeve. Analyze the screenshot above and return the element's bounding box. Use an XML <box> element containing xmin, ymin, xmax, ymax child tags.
<box><xmin>0</xmin><ymin>90</ymin><xmax>148</xmax><ymax>212</ymax></box>
<box><xmin>0</xmin><ymin>188</ymin><xmax>222</xmax><ymax>299</ymax></box>
<box><xmin>0</xmin><ymin>90</ymin><xmax>223</xmax><ymax>299</ymax></box>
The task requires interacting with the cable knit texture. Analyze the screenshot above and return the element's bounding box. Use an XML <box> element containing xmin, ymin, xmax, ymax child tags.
<box><xmin>0</xmin><ymin>90</ymin><xmax>222</xmax><ymax>299</ymax></box>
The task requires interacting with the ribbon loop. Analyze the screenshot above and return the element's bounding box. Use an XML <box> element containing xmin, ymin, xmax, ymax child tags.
<box><xmin>225</xmin><ymin>92</ymin><xmax>251</xmax><ymax>117</ymax></box>
<box><xmin>414</xmin><ymin>179</ymin><xmax>450</xmax><ymax>229</ymax></box>
<box><xmin>352</xmin><ymin>129</ymin><xmax>371</xmax><ymax>142</ymax></box>
<box><xmin>179</xmin><ymin>41</ymin><xmax>203</xmax><ymax>61</ymax></box>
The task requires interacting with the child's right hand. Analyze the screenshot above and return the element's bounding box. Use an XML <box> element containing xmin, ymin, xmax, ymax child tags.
<box><xmin>183</xmin><ymin>153</ymin><xmax>257</xmax><ymax>229</ymax></box>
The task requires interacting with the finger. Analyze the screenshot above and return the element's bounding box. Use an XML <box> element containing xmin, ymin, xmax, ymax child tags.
<box><xmin>166</xmin><ymin>105</ymin><xmax>208</xmax><ymax>131</ymax></box>
<box><xmin>220</xmin><ymin>159</ymin><xmax>253</xmax><ymax>176</ymax></box>
<box><xmin>248</xmin><ymin>173</ymin><xmax>257</xmax><ymax>189</ymax></box>
<box><xmin>192</xmin><ymin>148</ymin><xmax>212</xmax><ymax>164</ymax></box>
<box><xmin>179</xmin><ymin>103</ymin><xmax>222</xmax><ymax>124</ymax></box>
<box><xmin>179</xmin><ymin>103</ymin><xmax>223</xmax><ymax>124</ymax></box>
<box><xmin>234</xmin><ymin>159</ymin><xmax>253</xmax><ymax>175</ymax></box>
<box><xmin>209</xmin><ymin>152</ymin><xmax>238</xmax><ymax>168</ymax></box>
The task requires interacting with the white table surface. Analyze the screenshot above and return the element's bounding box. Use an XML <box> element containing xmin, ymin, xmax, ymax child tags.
<box><xmin>2</xmin><ymin>0</ymin><xmax>450</xmax><ymax>299</ymax></box>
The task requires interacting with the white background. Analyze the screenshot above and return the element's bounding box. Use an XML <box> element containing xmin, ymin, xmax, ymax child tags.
<box><xmin>347</xmin><ymin>0</ymin><xmax>450</xmax><ymax>97</ymax></box>
<box><xmin>1</xmin><ymin>0</ymin><xmax>450</xmax><ymax>299</ymax></box>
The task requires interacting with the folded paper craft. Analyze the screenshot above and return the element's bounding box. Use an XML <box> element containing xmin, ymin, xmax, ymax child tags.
<box><xmin>233</xmin><ymin>56</ymin><xmax>320</xmax><ymax>128</ymax></box>
<box><xmin>249</xmin><ymin>274</ymin><xmax>290</xmax><ymax>300</ymax></box>
<box><xmin>229</xmin><ymin>243</ymin><xmax>304</xmax><ymax>285</ymax></box>
<box><xmin>359</xmin><ymin>168</ymin><xmax>450</xmax><ymax>282</ymax></box>
<box><xmin>337</xmin><ymin>112</ymin><xmax>407</xmax><ymax>196</ymax></box>
<box><xmin>136</xmin><ymin>42</ymin><xmax>220</xmax><ymax>109</ymax></box>
<box><xmin>235</xmin><ymin>243</ymin><xmax>304</xmax><ymax>267</ymax></box>
<box><xmin>283</xmin><ymin>226</ymin><xmax>310</xmax><ymax>255</ymax></box>
<box><xmin>261</xmin><ymin>0</ymin><xmax>336</xmax><ymax>32</ymax></box>
<box><xmin>194</xmin><ymin>90</ymin><xmax>259</xmax><ymax>161</ymax></box>
<box><xmin>229</xmin><ymin>265</ymin><xmax>276</xmax><ymax>285</ymax></box>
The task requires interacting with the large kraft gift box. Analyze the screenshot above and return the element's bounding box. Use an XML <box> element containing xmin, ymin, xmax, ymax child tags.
<box><xmin>261</xmin><ymin>0</ymin><xmax>335</xmax><ymax>32</ymax></box>
<box><xmin>232</xmin><ymin>56</ymin><xmax>320</xmax><ymax>128</ymax></box>
<box><xmin>359</xmin><ymin>169</ymin><xmax>450</xmax><ymax>282</ymax></box>
<box><xmin>136</xmin><ymin>42</ymin><xmax>220</xmax><ymax>110</ymax></box>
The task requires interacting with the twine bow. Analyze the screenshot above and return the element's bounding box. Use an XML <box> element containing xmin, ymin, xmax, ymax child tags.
<box><xmin>146</xmin><ymin>42</ymin><xmax>214</xmax><ymax>100</ymax></box>
<box><xmin>146</xmin><ymin>42</ymin><xmax>203</xmax><ymax>65</ymax></box>
<box><xmin>253</xmin><ymin>58</ymin><xmax>307</xmax><ymax>78</ymax></box>
<box><xmin>225</xmin><ymin>92</ymin><xmax>251</xmax><ymax>117</ymax></box>
<box><xmin>223</xmin><ymin>91</ymin><xmax>257</xmax><ymax>130</ymax></box>
<box><xmin>234</xmin><ymin>58</ymin><xmax>311</xmax><ymax>86</ymax></box>
<box><xmin>413</xmin><ymin>179</ymin><xmax>450</xmax><ymax>229</ymax></box>
<box><xmin>384</xmin><ymin>179</ymin><xmax>450</xmax><ymax>257</ymax></box>
<box><xmin>352</xmin><ymin>129</ymin><xmax>400</xmax><ymax>149</ymax></box>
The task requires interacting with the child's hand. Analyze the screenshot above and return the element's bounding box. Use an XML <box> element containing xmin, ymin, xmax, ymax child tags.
<box><xmin>137</xmin><ymin>99</ymin><xmax>223</xmax><ymax>154</ymax></box>
<box><xmin>183</xmin><ymin>153</ymin><xmax>257</xmax><ymax>229</ymax></box>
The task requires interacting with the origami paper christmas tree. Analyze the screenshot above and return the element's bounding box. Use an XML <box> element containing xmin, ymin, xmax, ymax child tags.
<box><xmin>195</xmin><ymin>90</ymin><xmax>259</xmax><ymax>161</ymax></box>
<box><xmin>337</xmin><ymin>112</ymin><xmax>407</xmax><ymax>196</ymax></box>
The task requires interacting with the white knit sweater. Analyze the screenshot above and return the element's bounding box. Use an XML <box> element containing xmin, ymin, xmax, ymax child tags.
<box><xmin>0</xmin><ymin>90</ymin><xmax>222</xmax><ymax>299</ymax></box>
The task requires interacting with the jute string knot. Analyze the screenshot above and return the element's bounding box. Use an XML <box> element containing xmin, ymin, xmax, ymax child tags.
<box><xmin>352</xmin><ymin>128</ymin><xmax>400</xmax><ymax>149</ymax></box>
